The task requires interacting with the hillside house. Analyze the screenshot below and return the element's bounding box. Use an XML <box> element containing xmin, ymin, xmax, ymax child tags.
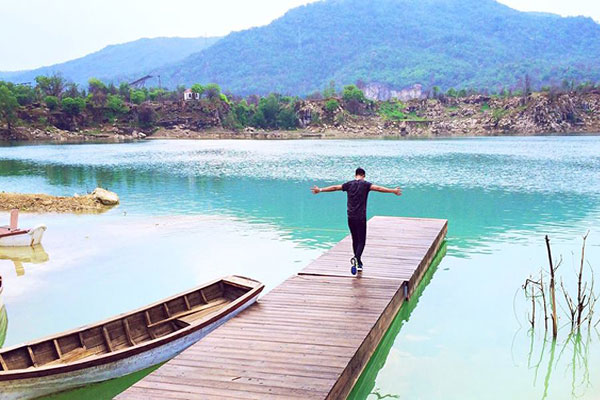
<box><xmin>183</xmin><ymin>89</ymin><xmax>200</xmax><ymax>101</ymax></box>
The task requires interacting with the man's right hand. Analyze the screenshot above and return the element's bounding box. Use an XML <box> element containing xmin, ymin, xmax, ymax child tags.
<box><xmin>311</xmin><ymin>186</ymin><xmax>321</xmax><ymax>194</ymax></box>
<box><xmin>393</xmin><ymin>187</ymin><xmax>402</xmax><ymax>196</ymax></box>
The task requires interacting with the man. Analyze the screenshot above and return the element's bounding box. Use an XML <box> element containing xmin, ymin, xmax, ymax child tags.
<box><xmin>311</xmin><ymin>168</ymin><xmax>402</xmax><ymax>275</ymax></box>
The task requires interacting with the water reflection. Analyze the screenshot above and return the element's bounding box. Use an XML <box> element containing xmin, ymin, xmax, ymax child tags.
<box><xmin>1</xmin><ymin>156</ymin><xmax>598</xmax><ymax>255</ymax></box>
<box><xmin>524</xmin><ymin>328</ymin><xmax>598</xmax><ymax>400</ymax></box>
<box><xmin>0</xmin><ymin>245</ymin><xmax>49</xmax><ymax>276</ymax></box>
<box><xmin>348</xmin><ymin>242</ymin><xmax>447</xmax><ymax>400</ymax></box>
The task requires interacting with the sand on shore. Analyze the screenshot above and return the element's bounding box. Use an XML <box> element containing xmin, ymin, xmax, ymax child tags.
<box><xmin>0</xmin><ymin>190</ymin><xmax>119</xmax><ymax>214</ymax></box>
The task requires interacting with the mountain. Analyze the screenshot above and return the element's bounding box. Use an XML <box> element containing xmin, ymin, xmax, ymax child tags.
<box><xmin>155</xmin><ymin>0</ymin><xmax>600</xmax><ymax>94</ymax></box>
<box><xmin>0</xmin><ymin>36</ymin><xmax>220</xmax><ymax>87</ymax></box>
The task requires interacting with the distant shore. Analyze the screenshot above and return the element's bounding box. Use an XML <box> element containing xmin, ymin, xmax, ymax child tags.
<box><xmin>2</xmin><ymin>90</ymin><xmax>600</xmax><ymax>142</ymax></box>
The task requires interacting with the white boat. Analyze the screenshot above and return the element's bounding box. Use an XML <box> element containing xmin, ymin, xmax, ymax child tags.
<box><xmin>0</xmin><ymin>276</ymin><xmax>6</xmax><ymax>349</ymax></box>
<box><xmin>0</xmin><ymin>275</ymin><xmax>263</xmax><ymax>400</ymax></box>
<box><xmin>0</xmin><ymin>210</ymin><xmax>46</xmax><ymax>247</ymax></box>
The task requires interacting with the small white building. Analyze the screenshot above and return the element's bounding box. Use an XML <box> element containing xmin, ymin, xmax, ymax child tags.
<box><xmin>183</xmin><ymin>89</ymin><xmax>200</xmax><ymax>101</ymax></box>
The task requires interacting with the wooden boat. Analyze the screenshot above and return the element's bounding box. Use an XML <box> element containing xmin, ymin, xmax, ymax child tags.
<box><xmin>0</xmin><ymin>210</ymin><xmax>46</xmax><ymax>247</ymax></box>
<box><xmin>0</xmin><ymin>276</ymin><xmax>6</xmax><ymax>349</ymax></box>
<box><xmin>0</xmin><ymin>275</ymin><xmax>264</xmax><ymax>400</ymax></box>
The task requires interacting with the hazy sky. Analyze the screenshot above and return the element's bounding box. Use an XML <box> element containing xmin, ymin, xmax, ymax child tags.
<box><xmin>1</xmin><ymin>0</ymin><xmax>599</xmax><ymax>71</ymax></box>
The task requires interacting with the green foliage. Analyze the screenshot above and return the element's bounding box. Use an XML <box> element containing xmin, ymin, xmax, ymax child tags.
<box><xmin>492</xmin><ymin>108</ymin><xmax>508</xmax><ymax>122</ymax></box>
<box><xmin>44</xmin><ymin>95</ymin><xmax>59</xmax><ymax>110</ymax></box>
<box><xmin>219</xmin><ymin>93</ymin><xmax>230</xmax><ymax>104</ymax></box>
<box><xmin>231</xmin><ymin>100</ymin><xmax>252</xmax><ymax>128</ymax></box>
<box><xmin>138</xmin><ymin>0</ymin><xmax>600</xmax><ymax>95</ymax></box>
<box><xmin>481</xmin><ymin>102</ymin><xmax>490</xmax><ymax>112</ymax></box>
<box><xmin>106</xmin><ymin>94</ymin><xmax>128</xmax><ymax>115</ymax></box>
<box><xmin>323</xmin><ymin>81</ymin><xmax>337</xmax><ymax>98</ymax></box>
<box><xmin>191</xmin><ymin>83</ymin><xmax>204</xmax><ymax>95</ymax></box>
<box><xmin>204</xmin><ymin>83</ymin><xmax>221</xmax><ymax>101</ymax></box>
<box><xmin>0</xmin><ymin>84</ymin><xmax>19</xmax><ymax>131</ymax></box>
<box><xmin>119</xmin><ymin>83</ymin><xmax>131</xmax><ymax>100</ymax></box>
<box><xmin>276</xmin><ymin>106</ymin><xmax>298</xmax><ymax>130</ymax></box>
<box><xmin>254</xmin><ymin>95</ymin><xmax>278</xmax><ymax>128</ymax></box>
<box><xmin>35</xmin><ymin>74</ymin><xmax>65</xmax><ymax>97</ymax></box>
<box><xmin>61</xmin><ymin>97</ymin><xmax>86</xmax><ymax>116</ymax></box>
<box><xmin>88</xmin><ymin>78</ymin><xmax>107</xmax><ymax>93</ymax></box>
<box><xmin>149</xmin><ymin>89</ymin><xmax>166</xmax><ymax>101</ymax></box>
<box><xmin>342</xmin><ymin>85</ymin><xmax>365</xmax><ymax>103</ymax></box>
<box><xmin>446</xmin><ymin>88</ymin><xmax>458</xmax><ymax>98</ymax></box>
<box><xmin>12</xmin><ymin>84</ymin><xmax>36</xmax><ymax>106</ymax></box>
<box><xmin>250</xmin><ymin>109</ymin><xmax>267</xmax><ymax>129</ymax></box>
<box><xmin>130</xmin><ymin>90</ymin><xmax>146</xmax><ymax>105</ymax></box>
<box><xmin>378</xmin><ymin>101</ymin><xmax>407</xmax><ymax>121</ymax></box>
<box><xmin>325</xmin><ymin>99</ymin><xmax>340</xmax><ymax>113</ymax></box>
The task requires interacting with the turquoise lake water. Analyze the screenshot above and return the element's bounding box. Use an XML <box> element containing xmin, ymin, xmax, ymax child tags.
<box><xmin>0</xmin><ymin>137</ymin><xmax>599</xmax><ymax>399</ymax></box>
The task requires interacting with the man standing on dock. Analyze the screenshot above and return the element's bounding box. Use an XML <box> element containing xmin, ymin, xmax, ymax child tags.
<box><xmin>311</xmin><ymin>168</ymin><xmax>402</xmax><ymax>275</ymax></box>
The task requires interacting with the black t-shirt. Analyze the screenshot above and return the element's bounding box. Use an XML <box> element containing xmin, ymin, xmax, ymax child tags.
<box><xmin>342</xmin><ymin>179</ymin><xmax>372</xmax><ymax>220</ymax></box>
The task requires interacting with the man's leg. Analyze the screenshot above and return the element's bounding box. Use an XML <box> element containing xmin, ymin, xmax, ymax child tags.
<box><xmin>348</xmin><ymin>218</ymin><xmax>359</xmax><ymax>258</ymax></box>
<box><xmin>355</xmin><ymin>219</ymin><xmax>367</xmax><ymax>266</ymax></box>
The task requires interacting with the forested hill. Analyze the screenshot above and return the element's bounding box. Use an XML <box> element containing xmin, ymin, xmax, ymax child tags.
<box><xmin>0</xmin><ymin>36</ymin><xmax>220</xmax><ymax>86</ymax></box>
<box><xmin>156</xmin><ymin>0</ymin><xmax>600</xmax><ymax>94</ymax></box>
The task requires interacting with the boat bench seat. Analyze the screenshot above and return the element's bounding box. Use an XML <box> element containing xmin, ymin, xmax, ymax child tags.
<box><xmin>45</xmin><ymin>347</ymin><xmax>99</xmax><ymax>366</ymax></box>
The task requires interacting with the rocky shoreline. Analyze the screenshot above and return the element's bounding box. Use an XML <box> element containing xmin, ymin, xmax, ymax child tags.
<box><xmin>2</xmin><ymin>91</ymin><xmax>599</xmax><ymax>142</ymax></box>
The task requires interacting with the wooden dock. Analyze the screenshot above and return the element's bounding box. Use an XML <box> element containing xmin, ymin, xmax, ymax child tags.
<box><xmin>118</xmin><ymin>216</ymin><xmax>447</xmax><ymax>400</ymax></box>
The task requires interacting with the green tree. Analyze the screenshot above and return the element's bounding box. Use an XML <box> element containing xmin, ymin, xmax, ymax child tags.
<box><xmin>35</xmin><ymin>74</ymin><xmax>65</xmax><ymax>97</ymax></box>
<box><xmin>446</xmin><ymin>88</ymin><xmax>458</xmax><ymax>98</ymax></box>
<box><xmin>342</xmin><ymin>84</ymin><xmax>365</xmax><ymax>103</ymax></box>
<box><xmin>88</xmin><ymin>78</ymin><xmax>108</xmax><ymax>108</ymax></box>
<box><xmin>119</xmin><ymin>83</ymin><xmax>131</xmax><ymax>100</ymax></box>
<box><xmin>44</xmin><ymin>95</ymin><xmax>59</xmax><ymax>110</ymax></box>
<box><xmin>204</xmin><ymin>83</ymin><xmax>221</xmax><ymax>101</ymax></box>
<box><xmin>130</xmin><ymin>90</ymin><xmax>146</xmax><ymax>105</ymax></box>
<box><xmin>276</xmin><ymin>106</ymin><xmax>298</xmax><ymax>129</ymax></box>
<box><xmin>191</xmin><ymin>83</ymin><xmax>205</xmax><ymax>96</ymax></box>
<box><xmin>325</xmin><ymin>99</ymin><xmax>340</xmax><ymax>113</ymax></box>
<box><xmin>12</xmin><ymin>84</ymin><xmax>36</xmax><ymax>106</ymax></box>
<box><xmin>106</xmin><ymin>94</ymin><xmax>128</xmax><ymax>116</ymax></box>
<box><xmin>231</xmin><ymin>100</ymin><xmax>252</xmax><ymax>127</ymax></box>
<box><xmin>0</xmin><ymin>85</ymin><xmax>19</xmax><ymax>132</ymax></box>
<box><xmin>61</xmin><ymin>97</ymin><xmax>86</xmax><ymax>116</ymax></box>
<box><xmin>257</xmin><ymin>94</ymin><xmax>280</xmax><ymax>128</ymax></box>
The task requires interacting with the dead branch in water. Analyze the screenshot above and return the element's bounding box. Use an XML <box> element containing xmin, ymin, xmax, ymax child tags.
<box><xmin>577</xmin><ymin>232</ymin><xmax>590</xmax><ymax>327</ymax></box>
<box><xmin>546</xmin><ymin>235</ymin><xmax>560</xmax><ymax>339</ymax></box>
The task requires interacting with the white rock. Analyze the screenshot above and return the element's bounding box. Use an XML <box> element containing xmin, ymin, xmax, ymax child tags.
<box><xmin>92</xmin><ymin>188</ymin><xmax>119</xmax><ymax>205</ymax></box>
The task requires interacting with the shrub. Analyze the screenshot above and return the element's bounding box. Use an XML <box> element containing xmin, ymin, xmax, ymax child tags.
<box><xmin>44</xmin><ymin>95</ymin><xmax>59</xmax><ymax>110</ymax></box>
<box><xmin>276</xmin><ymin>106</ymin><xmax>298</xmax><ymax>130</ymax></box>
<box><xmin>106</xmin><ymin>94</ymin><xmax>128</xmax><ymax>115</ymax></box>
<box><xmin>61</xmin><ymin>97</ymin><xmax>86</xmax><ymax>116</ymax></box>
<box><xmin>325</xmin><ymin>99</ymin><xmax>340</xmax><ymax>113</ymax></box>
<box><xmin>378</xmin><ymin>101</ymin><xmax>406</xmax><ymax>121</ymax></box>
<box><xmin>342</xmin><ymin>84</ymin><xmax>365</xmax><ymax>103</ymax></box>
<box><xmin>130</xmin><ymin>90</ymin><xmax>146</xmax><ymax>105</ymax></box>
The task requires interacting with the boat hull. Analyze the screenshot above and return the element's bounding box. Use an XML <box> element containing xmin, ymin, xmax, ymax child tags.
<box><xmin>0</xmin><ymin>226</ymin><xmax>46</xmax><ymax>247</ymax></box>
<box><xmin>0</xmin><ymin>295</ymin><xmax>256</xmax><ymax>400</ymax></box>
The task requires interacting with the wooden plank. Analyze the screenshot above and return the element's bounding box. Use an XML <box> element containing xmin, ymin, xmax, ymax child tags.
<box><xmin>118</xmin><ymin>216</ymin><xmax>447</xmax><ymax>400</ymax></box>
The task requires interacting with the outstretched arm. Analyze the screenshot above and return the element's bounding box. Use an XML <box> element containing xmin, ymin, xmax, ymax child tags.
<box><xmin>311</xmin><ymin>184</ymin><xmax>343</xmax><ymax>194</ymax></box>
<box><xmin>371</xmin><ymin>184</ymin><xmax>402</xmax><ymax>196</ymax></box>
